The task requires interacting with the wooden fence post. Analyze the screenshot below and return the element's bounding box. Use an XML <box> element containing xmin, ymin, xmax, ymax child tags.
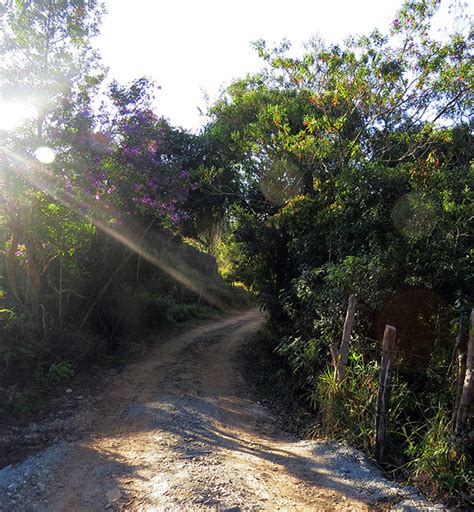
<box><xmin>375</xmin><ymin>324</ymin><xmax>397</xmax><ymax>463</ymax></box>
<box><xmin>455</xmin><ymin>309</ymin><xmax>473</xmax><ymax>435</ymax></box>
<box><xmin>332</xmin><ymin>295</ymin><xmax>357</xmax><ymax>383</ymax></box>
<box><xmin>452</xmin><ymin>313</ymin><xmax>466</xmax><ymax>428</ymax></box>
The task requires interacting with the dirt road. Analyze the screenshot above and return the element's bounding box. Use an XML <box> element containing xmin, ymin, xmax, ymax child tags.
<box><xmin>0</xmin><ymin>311</ymin><xmax>443</xmax><ymax>511</ymax></box>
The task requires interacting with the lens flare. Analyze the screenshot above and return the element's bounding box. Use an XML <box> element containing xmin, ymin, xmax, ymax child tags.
<box><xmin>391</xmin><ymin>192</ymin><xmax>436</xmax><ymax>239</ymax></box>
<box><xmin>0</xmin><ymin>102</ymin><xmax>37</xmax><ymax>130</ymax></box>
<box><xmin>0</xmin><ymin>144</ymin><xmax>226</xmax><ymax>313</ymax></box>
<box><xmin>34</xmin><ymin>146</ymin><xmax>56</xmax><ymax>164</ymax></box>
<box><xmin>259</xmin><ymin>158</ymin><xmax>304</xmax><ymax>205</ymax></box>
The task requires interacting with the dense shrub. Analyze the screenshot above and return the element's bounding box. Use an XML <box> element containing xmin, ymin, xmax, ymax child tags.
<box><xmin>205</xmin><ymin>1</ymin><xmax>473</xmax><ymax>501</ymax></box>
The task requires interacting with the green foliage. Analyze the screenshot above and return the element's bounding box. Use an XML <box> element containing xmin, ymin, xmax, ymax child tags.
<box><xmin>0</xmin><ymin>0</ymin><xmax>251</xmax><ymax>414</ymax></box>
<box><xmin>311</xmin><ymin>356</ymin><xmax>379</xmax><ymax>453</ymax></box>
<box><xmin>0</xmin><ymin>0</ymin><xmax>471</xmax><ymax>502</ymax></box>
<box><xmin>48</xmin><ymin>360</ymin><xmax>75</xmax><ymax>383</ymax></box>
<box><xmin>203</xmin><ymin>0</ymin><xmax>473</xmax><ymax>501</ymax></box>
<box><xmin>401</xmin><ymin>404</ymin><xmax>473</xmax><ymax>496</ymax></box>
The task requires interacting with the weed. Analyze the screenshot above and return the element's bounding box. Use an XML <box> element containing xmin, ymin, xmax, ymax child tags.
<box><xmin>402</xmin><ymin>404</ymin><xmax>473</xmax><ymax>498</ymax></box>
<box><xmin>48</xmin><ymin>360</ymin><xmax>75</xmax><ymax>383</ymax></box>
<box><xmin>312</xmin><ymin>353</ymin><xmax>378</xmax><ymax>453</ymax></box>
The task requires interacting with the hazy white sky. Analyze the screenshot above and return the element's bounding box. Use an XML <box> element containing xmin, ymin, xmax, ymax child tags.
<box><xmin>94</xmin><ymin>0</ymin><xmax>467</xmax><ymax>132</ymax></box>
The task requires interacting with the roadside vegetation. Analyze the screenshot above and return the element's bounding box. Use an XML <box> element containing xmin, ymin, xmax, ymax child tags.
<box><xmin>0</xmin><ymin>0</ymin><xmax>472</xmax><ymax>505</ymax></box>
<box><xmin>0</xmin><ymin>0</ymin><xmax>249</xmax><ymax>417</ymax></box>
<box><xmin>204</xmin><ymin>0</ymin><xmax>472</xmax><ymax>504</ymax></box>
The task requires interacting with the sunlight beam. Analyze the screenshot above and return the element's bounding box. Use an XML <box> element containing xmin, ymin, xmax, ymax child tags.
<box><xmin>0</xmin><ymin>145</ymin><xmax>226</xmax><ymax>312</ymax></box>
<box><xmin>0</xmin><ymin>102</ymin><xmax>38</xmax><ymax>131</ymax></box>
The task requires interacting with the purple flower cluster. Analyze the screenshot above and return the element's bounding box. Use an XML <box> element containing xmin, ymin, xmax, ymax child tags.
<box><xmin>60</xmin><ymin>104</ymin><xmax>196</xmax><ymax>226</ymax></box>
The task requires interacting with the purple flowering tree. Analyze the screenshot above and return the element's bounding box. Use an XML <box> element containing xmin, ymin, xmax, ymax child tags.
<box><xmin>97</xmin><ymin>78</ymin><xmax>197</xmax><ymax>228</ymax></box>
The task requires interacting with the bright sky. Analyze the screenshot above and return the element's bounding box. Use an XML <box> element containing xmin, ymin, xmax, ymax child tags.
<box><xmin>94</xmin><ymin>0</ymin><xmax>467</xmax><ymax>132</ymax></box>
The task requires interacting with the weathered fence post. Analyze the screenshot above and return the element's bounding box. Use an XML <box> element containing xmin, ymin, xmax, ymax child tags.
<box><xmin>455</xmin><ymin>309</ymin><xmax>473</xmax><ymax>435</ymax></box>
<box><xmin>332</xmin><ymin>294</ymin><xmax>357</xmax><ymax>383</ymax></box>
<box><xmin>452</xmin><ymin>313</ymin><xmax>466</xmax><ymax>427</ymax></box>
<box><xmin>375</xmin><ymin>324</ymin><xmax>397</xmax><ymax>463</ymax></box>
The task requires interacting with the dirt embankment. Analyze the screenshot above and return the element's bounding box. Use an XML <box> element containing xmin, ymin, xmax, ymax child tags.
<box><xmin>0</xmin><ymin>311</ymin><xmax>445</xmax><ymax>511</ymax></box>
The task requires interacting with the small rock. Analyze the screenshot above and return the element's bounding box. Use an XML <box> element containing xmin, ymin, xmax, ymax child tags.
<box><xmin>76</xmin><ymin>395</ymin><xmax>84</xmax><ymax>400</ymax></box>
<box><xmin>223</xmin><ymin>507</ymin><xmax>241</xmax><ymax>512</ymax></box>
<box><xmin>106</xmin><ymin>487</ymin><xmax>122</xmax><ymax>504</ymax></box>
<box><xmin>65</xmin><ymin>388</ymin><xmax>72</xmax><ymax>394</ymax></box>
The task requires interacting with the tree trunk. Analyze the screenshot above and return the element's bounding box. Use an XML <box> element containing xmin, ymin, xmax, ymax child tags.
<box><xmin>24</xmin><ymin>248</ymin><xmax>42</xmax><ymax>320</ymax></box>
<box><xmin>79</xmin><ymin>220</ymin><xmax>155</xmax><ymax>330</ymax></box>
<box><xmin>334</xmin><ymin>295</ymin><xmax>357</xmax><ymax>383</ymax></box>
<box><xmin>58</xmin><ymin>261</ymin><xmax>63</xmax><ymax>327</ymax></box>
<box><xmin>4</xmin><ymin>228</ymin><xmax>23</xmax><ymax>304</ymax></box>
<box><xmin>455</xmin><ymin>309</ymin><xmax>474</xmax><ymax>435</ymax></box>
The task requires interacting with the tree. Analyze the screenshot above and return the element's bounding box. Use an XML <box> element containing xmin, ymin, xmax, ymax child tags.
<box><xmin>210</xmin><ymin>0</ymin><xmax>472</xmax><ymax>206</ymax></box>
<box><xmin>202</xmin><ymin>4</ymin><xmax>473</xmax><ymax>492</ymax></box>
<box><xmin>0</xmin><ymin>0</ymin><xmax>105</xmax><ymax>318</ymax></box>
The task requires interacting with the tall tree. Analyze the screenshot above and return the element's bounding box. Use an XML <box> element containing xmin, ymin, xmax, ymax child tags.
<box><xmin>210</xmin><ymin>0</ymin><xmax>472</xmax><ymax>204</ymax></box>
<box><xmin>0</xmin><ymin>0</ymin><xmax>105</xmax><ymax>318</ymax></box>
